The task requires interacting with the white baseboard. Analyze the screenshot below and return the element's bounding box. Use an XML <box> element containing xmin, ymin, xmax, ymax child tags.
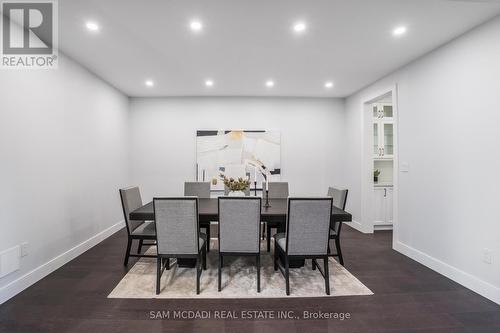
<box><xmin>394</xmin><ymin>240</ymin><xmax>500</xmax><ymax>305</ymax></box>
<box><xmin>345</xmin><ymin>220</ymin><xmax>372</xmax><ymax>234</ymax></box>
<box><xmin>0</xmin><ymin>220</ymin><xmax>125</xmax><ymax>305</ymax></box>
<box><xmin>374</xmin><ymin>224</ymin><xmax>393</xmax><ymax>231</ymax></box>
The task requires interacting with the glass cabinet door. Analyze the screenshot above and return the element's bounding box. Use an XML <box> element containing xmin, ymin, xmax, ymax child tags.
<box><xmin>373</xmin><ymin>123</ymin><xmax>379</xmax><ymax>155</ymax></box>
<box><xmin>383</xmin><ymin>123</ymin><xmax>393</xmax><ymax>156</ymax></box>
<box><xmin>383</xmin><ymin>105</ymin><xmax>393</xmax><ymax>118</ymax></box>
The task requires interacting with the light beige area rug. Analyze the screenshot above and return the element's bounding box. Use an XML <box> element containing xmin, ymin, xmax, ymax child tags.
<box><xmin>108</xmin><ymin>240</ymin><xmax>373</xmax><ymax>299</ymax></box>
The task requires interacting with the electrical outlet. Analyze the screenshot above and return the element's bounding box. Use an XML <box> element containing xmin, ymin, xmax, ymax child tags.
<box><xmin>21</xmin><ymin>242</ymin><xmax>29</xmax><ymax>257</ymax></box>
<box><xmin>0</xmin><ymin>246</ymin><xmax>20</xmax><ymax>278</ymax></box>
<box><xmin>482</xmin><ymin>248</ymin><xmax>493</xmax><ymax>264</ymax></box>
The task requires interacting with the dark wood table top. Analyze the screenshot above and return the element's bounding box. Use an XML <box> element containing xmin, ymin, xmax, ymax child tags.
<box><xmin>130</xmin><ymin>198</ymin><xmax>352</xmax><ymax>223</ymax></box>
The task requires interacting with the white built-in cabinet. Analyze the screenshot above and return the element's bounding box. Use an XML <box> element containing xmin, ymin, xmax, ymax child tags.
<box><xmin>373</xmin><ymin>186</ymin><xmax>393</xmax><ymax>227</ymax></box>
<box><xmin>373</xmin><ymin>103</ymin><xmax>394</xmax><ymax>159</ymax></box>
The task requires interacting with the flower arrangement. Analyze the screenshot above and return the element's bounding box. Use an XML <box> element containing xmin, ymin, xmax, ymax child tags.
<box><xmin>220</xmin><ymin>173</ymin><xmax>251</xmax><ymax>191</ymax></box>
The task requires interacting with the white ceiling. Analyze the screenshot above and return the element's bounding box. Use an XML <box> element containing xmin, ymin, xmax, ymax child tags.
<box><xmin>58</xmin><ymin>0</ymin><xmax>500</xmax><ymax>97</ymax></box>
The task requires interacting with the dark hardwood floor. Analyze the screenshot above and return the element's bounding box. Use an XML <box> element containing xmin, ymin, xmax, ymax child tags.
<box><xmin>1</xmin><ymin>226</ymin><xmax>499</xmax><ymax>333</ymax></box>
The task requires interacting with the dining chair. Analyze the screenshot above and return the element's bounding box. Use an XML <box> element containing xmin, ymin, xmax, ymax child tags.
<box><xmin>327</xmin><ymin>187</ymin><xmax>349</xmax><ymax>266</ymax></box>
<box><xmin>184</xmin><ymin>182</ymin><xmax>210</xmax><ymax>198</ymax></box>
<box><xmin>119</xmin><ymin>186</ymin><xmax>157</xmax><ymax>266</ymax></box>
<box><xmin>184</xmin><ymin>182</ymin><xmax>212</xmax><ymax>252</ymax></box>
<box><xmin>264</xmin><ymin>182</ymin><xmax>290</xmax><ymax>200</ymax></box>
<box><xmin>263</xmin><ymin>182</ymin><xmax>289</xmax><ymax>252</ymax></box>
<box><xmin>273</xmin><ymin>197</ymin><xmax>333</xmax><ymax>296</ymax></box>
<box><xmin>218</xmin><ymin>197</ymin><xmax>262</xmax><ymax>292</ymax></box>
<box><xmin>224</xmin><ymin>185</ymin><xmax>251</xmax><ymax>196</ymax></box>
<box><xmin>153</xmin><ymin>197</ymin><xmax>207</xmax><ymax>295</ymax></box>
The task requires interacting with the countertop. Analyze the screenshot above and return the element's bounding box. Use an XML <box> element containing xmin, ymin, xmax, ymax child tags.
<box><xmin>374</xmin><ymin>183</ymin><xmax>393</xmax><ymax>188</ymax></box>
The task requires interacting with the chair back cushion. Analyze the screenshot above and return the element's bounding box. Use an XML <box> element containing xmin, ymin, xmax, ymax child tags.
<box><xmin>327</xmin><ymin>187</ymin><xmax>349</xmax><ymax>234</ymax></box>
<box><xmin>218</xmin><ymin>197</ymin><xmax>261</xmax><ymax>253</ymax></box>
<box><xmin>153</xmin><ymin>197</ymin><xmax>199</xmax><ymax>255</ymax></box>
<box><xmin>184</xmin><ymin>182</ymin><xmax>210</xmax><ymax>198</ymax></box>
<box><xmin>327</xmin><ymin>187</ymin><xmax>348</xmax><ymax>210</ymax></box>
<box><xmin>119</xmin><ymin>186</ymin><xmax>144</xmax><ymax>233</ymax></box>
<box><xmin>286</xmin><ymin>198</ymin><xmax>332</xmax><ymax>255</ymax></box>
<box><xmin>262</xmin><ymin>182</ymin><xmax>289</xmax><ymax>199</ymax></box>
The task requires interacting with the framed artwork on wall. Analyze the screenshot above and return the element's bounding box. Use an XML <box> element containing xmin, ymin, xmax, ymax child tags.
<box><xmin>196</xmin><ymin>130</ymin><xmax>281</xmax><ymax>191</ymax></box>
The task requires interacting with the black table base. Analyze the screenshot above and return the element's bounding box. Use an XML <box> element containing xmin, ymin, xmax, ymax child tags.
<box><xmin>175</xmin><ymin>251</ymin><xmax>305</xmax><ymax>269</ymax></box>
<box><xmin>278</xmin><ymin>251</ymin><xmax>305</xmax><ymax>268</ymax></box>
<box><xmin>177</xmin><ymin>258</ymin><xmax>197</xmax><ymax>268</ymax></box>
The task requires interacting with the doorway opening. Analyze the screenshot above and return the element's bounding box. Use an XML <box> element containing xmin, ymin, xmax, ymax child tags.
<box><xmin>371</xmin><ymin>93</ymin><xmax>394</xmax><ymax>231</ymax></box>
<box><xmin>361</xmin><ymin>87</ymin><xmax>398</xmax><ymax>245</ymax></box>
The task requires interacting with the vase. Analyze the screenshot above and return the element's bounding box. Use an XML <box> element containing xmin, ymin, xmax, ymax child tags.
<box><xmin>228</xmin><ymin>190</ymin><xmax>245</xmax><ymax>197</ymax></box>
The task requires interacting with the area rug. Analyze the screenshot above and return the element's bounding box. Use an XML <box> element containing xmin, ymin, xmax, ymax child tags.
<box><xmin>108</xmin><ymin>240</ymin><xmax>373</xmax><ymax>299</ymax></box>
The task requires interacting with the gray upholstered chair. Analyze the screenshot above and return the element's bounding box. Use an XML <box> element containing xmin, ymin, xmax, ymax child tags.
<box><xmin>224</xmin><ymin>185</ymin><xmax>251</xmax><ymax>196</ymax></box>
<box><xmin>218</xmin><ymin>197</ymin><xmax>262</xmax><ymax>292</ymax></box>
<box><xmin>263</xmin><ymin>181</ymin><xmax>289</xmax><ymax>252</ymax></box>
<box><xmin>119</xmin><ymin>186</ymin><xmax>157</xmax><ymax>266</ymax></box>
<box><xmin>184</xmin><ymin>182</ymin><xmax>212</xmax><ymax>252</ymax></box>
<box><xmin>263</xmin><ymin>182</ymin><xmax>289</xmax><ymax>200</ymax></box>
<box><xmin>327</xmin><ymin>187</ymin><xmax>349</xmax><ymax>266</ymax></box>
<box><xmin>184</xmin><ymin>182</ymin><xmax>210</xmax><ymax>198</ymax></box>
<box><xmin>153</xmin><ymin>197</ymin><xmax>207</xmax><ymax>295</ymax></box>
<box><xmin>274</xmin><ymin>197</ymin><xmax>333</xmax><ymax>295</ymax></box>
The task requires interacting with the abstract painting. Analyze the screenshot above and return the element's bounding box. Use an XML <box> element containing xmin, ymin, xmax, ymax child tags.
<box><xmin>196</xmin><ymin>130</ymin><xmax>281</xmax><ymax>191</ymax></box>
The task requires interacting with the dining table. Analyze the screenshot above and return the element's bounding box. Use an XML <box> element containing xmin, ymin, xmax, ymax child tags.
<box><xmin>129</xmin><ymin>198</ymin><xmax>352</xmax><ymax>267</ymax></box>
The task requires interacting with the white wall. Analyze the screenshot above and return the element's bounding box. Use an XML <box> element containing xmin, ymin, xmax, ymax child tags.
<box><xmin>344</xmin><ymin>16</ymin><xmax>500</xmax><ymax>303</ymax></box>
<box><xmin>0</xmin><ymin>54</ymin><xmax>129</xmax><ymax>303</ymax></box>
<box><xmin>128</xmin><ymin>97</ymin><xmax>345</xmax><ymax>201</ymax></box>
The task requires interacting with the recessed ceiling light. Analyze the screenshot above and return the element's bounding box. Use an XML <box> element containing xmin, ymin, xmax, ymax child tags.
<box><xmin>293</xmin><ymin>22</ymin><xmax>307</xmax><ymax>33</ymax></box>
<box><xmin>190</xmin><ymin>20</ymin><xmax>203</xmax><ymax>32</ymax></box>
<box><xmin>85</xmin><ymin>21</ymin><xmax>99</xmax><ymax>32</ymax></box>
<box><xmin>265</xmin><ymin>80</ymin><xmax>275</xmax><ymax>88</ymax></box>
<box><xmin>205</xmin><ymin>79</ymin><xmax>214</xmax><ymax>87</ymax></box>
<box><xmin>145</xmin><ymin>80</ymin><xmax>154</xmax><ymax>87</ymax></box>
<box><xmin>392</xmin><ymin>26</ymin><xmax>407</xmax><ymax>37</ymax></box>
<box><xmin>324</xmin><ymin>81</ymin><xmax>334</xmax><ymax>89</ymax></box>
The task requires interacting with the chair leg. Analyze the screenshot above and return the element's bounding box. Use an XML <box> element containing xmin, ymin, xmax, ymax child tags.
<box><xmin>163</xmin><ymin>258</ymin><xmax>170</xmax><ymax>270</ymax></box>
<box><xmin>285</xmin><ymin>256</ymin><xmax>290</xmax><ymax>296</ymax></box>
<box><xmin>324</xmin><ymin>256</ymin><xmax>330</xmax><ymax>295</ymax></box>
<box><xmin>206</xmin><ymin>225</ymin><xmax>211</xmax><ymax>253</ymax></box>
<box><xmin>267</xmin><ymin>225</ymin><xmax>272</xmax><ymax>252</ymax></box>
<box><xmin>262</xmin><ymin>223</ymin><xmax>266</xmax><ymax>240</ymax></box>
<box><xmin>123</xmin><ymin>237</ymin><xmax>132</xmax><ymax>266</ymax></box>
<box><xmin>203</xmin><ymin>244</ymin><xmax>207</xmax><ymax>270</ymax></box>
<box><xmin>335</xmin><ymin>237</ymin><xmax>344</xmax><ymax>266</ymax></box>
<box><xmin>137</xmin><ymin>239</ymin><xmax>143</xmax><ymax>254</ymax></box>
<box><xmin>218</xmin><ymin>254</ymin><xmax>222</xmax><ymax>292</ymax></box>
<box><xmin>312</xmin><ymin>259</ymin><xmax>316</xmax><ymax>270</ymax></box>
<box><xmin>256</xmin><ymin>254</ymin><xmax>261</xmax><ymax>293</ymax></box>
<box><xmin>196</xmin><ymin>255</ymin><xmax>201</xmax><ymax>295</ymax></box>
<box><xmin>273</xmin><ymin>240</ymin><xmax>278</xmax><ymax>271</ymax></box>
<box><xmin>156</xmin><ymin>257</ymin><xmax>161</xmax><ymax>295</ymax></box>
